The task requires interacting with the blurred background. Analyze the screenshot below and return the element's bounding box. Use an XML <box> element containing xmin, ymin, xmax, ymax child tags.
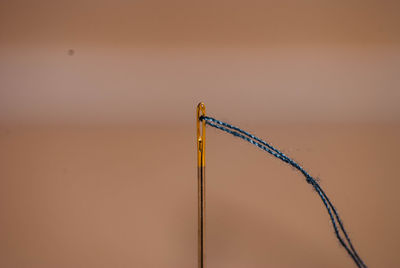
<box><xmin>0</xmin><ymin>0</ymin><xmax>399</xmax><ymax>267</ymax></box>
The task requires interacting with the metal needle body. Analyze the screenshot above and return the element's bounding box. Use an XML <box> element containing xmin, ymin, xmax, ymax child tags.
<box><xmin>197</xmin><ymin>103</ymin><xmax>206</xmax><ymax>268</ymax></box>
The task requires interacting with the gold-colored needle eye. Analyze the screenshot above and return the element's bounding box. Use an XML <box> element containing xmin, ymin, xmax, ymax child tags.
<box><xmin>196</xmin><ymin>102</ymin><xmax>206</xmax><ymax>268</ymax></box>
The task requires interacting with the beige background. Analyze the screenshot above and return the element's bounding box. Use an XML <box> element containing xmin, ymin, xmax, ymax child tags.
<box><xmin>0</xmin><ymin>1</ymin><xmax>400</xmax><ymax>267</ymax></box>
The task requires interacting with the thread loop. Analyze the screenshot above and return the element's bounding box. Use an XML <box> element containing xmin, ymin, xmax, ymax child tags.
<box><xmin>200</xmin><ymin>115</ymin><xmax>367</xmax><ymax>268</ymax></box>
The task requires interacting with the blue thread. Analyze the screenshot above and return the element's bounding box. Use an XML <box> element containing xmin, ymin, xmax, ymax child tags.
<box><xmin>200</xmin><ymin>115</ymin><xmax>367</xmax><ymax>268</ymax></box>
